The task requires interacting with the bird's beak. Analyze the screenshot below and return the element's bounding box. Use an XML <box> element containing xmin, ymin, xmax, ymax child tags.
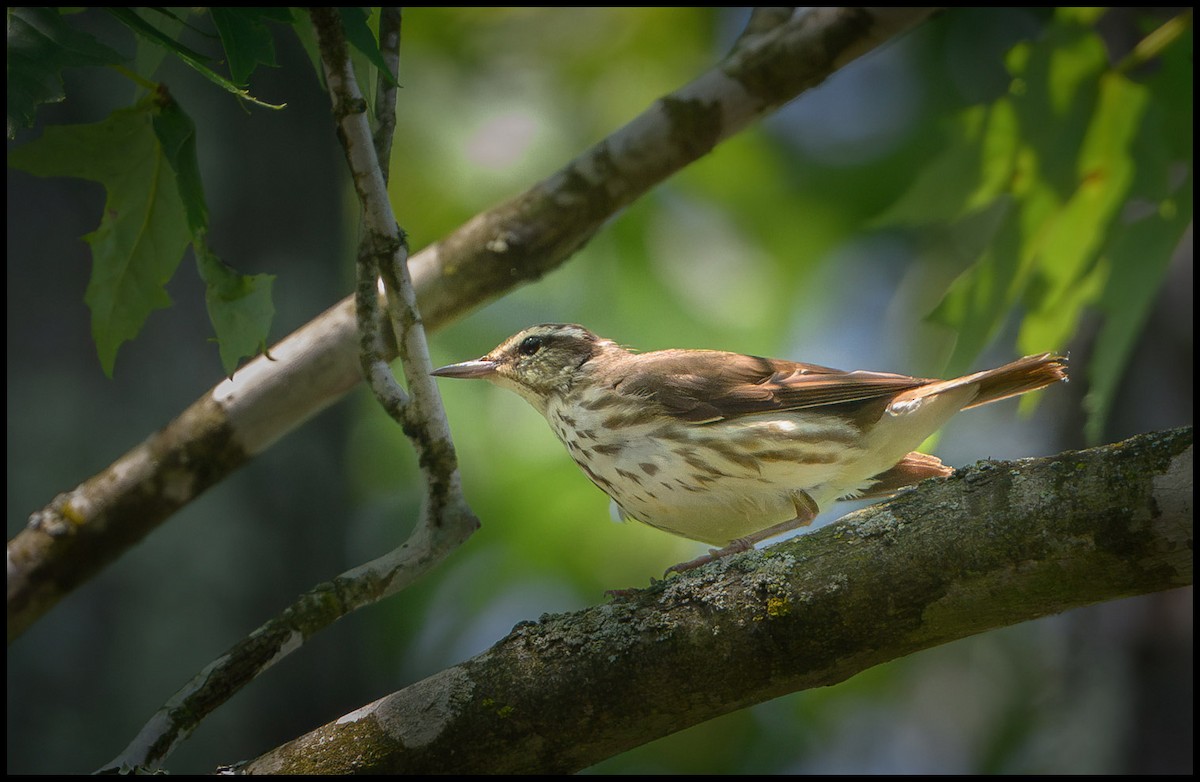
<box><xmin>430</xmin><ymin>358</ymin><xmax>499</xmax><ymax>379</ymax></box>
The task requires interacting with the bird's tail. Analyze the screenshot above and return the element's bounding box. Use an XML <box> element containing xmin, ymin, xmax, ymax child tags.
<box><xmin>929</xmin><ymin>353</ymin><xmax>1068</xmax><ymax>410</ymax></box>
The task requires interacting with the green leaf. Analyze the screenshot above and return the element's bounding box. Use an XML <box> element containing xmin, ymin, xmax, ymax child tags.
<box><xmin>10</xmin><ymin>95</ymin><xmax>276</xmax><ymax>375</ymax></box>
<box><xmin>1016</xmin><ymin>72</ymin><xmax>1148</xmax><ymax>358</ymax></box>
<box><xmin>145</xmin><ymin>96</ymin><xmax>278</xmax><ymax>375</ymax></box>
<box><xmin>210</xmin><ymin>7</ymin><xmax>285</xmax><ymax>86</ymax></box>
<box><xmin>898</xmin><ymin>16</ymin><xmax>1158</xmax><ymax>379</ymax></box>
<box><xmin>339</xmin><ymin>7</ymin><xmax>399</xmax><ymax>87</ymax></box>
<box><xmin>107</xmin><ymin>8</ymin><xmax>214</xmax><ymax>65</ymax></box>
<box><xmin>107</xmin><ymin>7</ymin><xmax>286</xmax><ymax>109</ymax></box>
<box><xmin>9</xmin><ymin>102</ymin><xmax>192</xmax><ymax>376</ymax></box>
<box><xmin>1082</xmin><ymin>21</ymin><xmax>1193</xmax><ymax>443</ymax></box>
<box><xmin>196</xmin><ymin>241</ymin><xmax>276</xmax><ymax>377</ymax></box>
<box><xmin>127</xmin><ymin>11</ymin><xmax>180</xmax><ymax>103</ymax></box>
<box><xmin>1085</xmin><ymin>177</ymin><xmax>1191</xmax><ymax>443</ymax></box>
<box><xmin>151</xmin><ymin>97</ymin><xmax>208</xmax><ymax>234</ymax></box>
<box><xmin>154</xmin><ymin>96</ymin><xmax>276</xmax><ymax>374</ymax></box>
<box><xmin>928</xmin><ymin>202</ymin><xmax>1029</xmax><ymax>373</ymax></box>
<box><xmin>288</xmin><ymin>12</ymin><xmax>325</xmax><ymax>86</ymax></box>
<box><xmin>871</xmin><ymin>107</ymin><xmax>980</xmax><ymax>226</ymax></box>
<box><xmin>6</xmin><ymin>7</ymin><xmax>125</xmax><ymax>137</ymax></box>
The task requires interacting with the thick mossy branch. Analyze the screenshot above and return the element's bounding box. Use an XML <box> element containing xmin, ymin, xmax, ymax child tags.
<box><xmin>241</xmin><ymin>428</ymin><xmax>1191</xmax><ymax>775</ymax></box>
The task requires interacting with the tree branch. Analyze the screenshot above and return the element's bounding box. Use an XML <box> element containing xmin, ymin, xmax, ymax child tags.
<box><xmin>7</xmin><ymin>7</ymin><xmax>938</xmax><ymax>641</ymax></box>
<box><xmin>239</xmin><ymin>427</ymin><xmax>1192</xmax><ymax>775</ymax></box>
<box><xmin>372</xmin><ymin>7</ymin><xmax>402</xmax><ymax>177</ymax></box>
<box><xmin>100</xmin><ymin>9</ymin><xmax>481</xmax><ymax>771</ymax></box>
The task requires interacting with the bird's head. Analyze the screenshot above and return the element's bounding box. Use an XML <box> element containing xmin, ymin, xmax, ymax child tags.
<box><xmin>432</xmin><ymin>323</ymin><xmax>615</xmax><ymax>412</ymax></box>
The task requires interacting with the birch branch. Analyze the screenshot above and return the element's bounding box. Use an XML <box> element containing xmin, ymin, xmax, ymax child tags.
<box><xmin>240</xmin><ymin>427</ymin><xmax>1192</xmax><ymax>775</ymax></box>
<box><xmin>8</xmin><ymin>7</ymin><xmax>939</xmax><ymax>641</ymax></box>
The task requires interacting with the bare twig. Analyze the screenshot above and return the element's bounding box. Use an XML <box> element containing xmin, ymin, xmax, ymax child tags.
<box><xmin>312</xmin><ymin>6</ymin><xmax>474</xmax><ymax>538</ymax></box>
<box><xmin>373</xmin><ymin>7</ymin><xmax>402</xmax><ymax>178</ymax></box>
<box><xmin>317</xmin><ymin>4</ymin><xmax>479</xmax><ymax>550</ymax></box>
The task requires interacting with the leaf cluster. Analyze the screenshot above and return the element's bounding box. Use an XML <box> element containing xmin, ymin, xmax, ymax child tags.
<box><xmin>876</xmin><ymin>9</ymin><xmax>1191</xmax><ymax>441</ymax></box>
<box><xmin>6</xmin><ymin>7</ymin><xmax>394</xmax><ymax>376</ymax></box>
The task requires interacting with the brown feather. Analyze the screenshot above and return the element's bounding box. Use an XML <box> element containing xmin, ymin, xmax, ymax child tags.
<box><xmin>849</xmin><ymin>451</ymin><xmax>954</xmax><ymax>500</ymax></box>
<box><xmin>612</xmin><ymin>350</ymin><xmax>931</xmax><ymax>424</ymax></box>
<box><xmin>891</xmin><ymin>353</ymin><xmax>1068</xmax><ymax>410</ymax></box>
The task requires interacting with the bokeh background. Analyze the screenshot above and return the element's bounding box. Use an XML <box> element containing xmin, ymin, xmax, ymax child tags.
<box><xmin>7</xmin><ymin>8</ymin><xmax>1192</xmax><ymax>774</ymax></box>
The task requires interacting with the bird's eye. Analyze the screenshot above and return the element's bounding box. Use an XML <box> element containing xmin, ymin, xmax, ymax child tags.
<box><xmin>518</xmin><ymin>335</ymin><xmax>544</xmax><ymax>356</ymax></box>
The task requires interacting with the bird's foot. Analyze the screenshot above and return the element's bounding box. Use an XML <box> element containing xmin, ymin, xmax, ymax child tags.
<box><xmin>664</xmin><ymin>493</ymin><xmax>819</xmax><ymax>576</ymax></box>
<box><xmin>665</xmin><ymin>538</ymin><xmax>754</xmax><ymax>575</ymax></box>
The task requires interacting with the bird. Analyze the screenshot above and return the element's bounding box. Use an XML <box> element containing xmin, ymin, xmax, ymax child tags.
<box><xmin>431</xmin><ymin>324</ymin><xmax>1067</xmax><ymax>572</ymax></box>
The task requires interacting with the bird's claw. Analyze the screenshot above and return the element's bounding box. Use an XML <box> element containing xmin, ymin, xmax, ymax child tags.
<box><xmin>666</xmin><ymin>541</ymin><xmax>752</xmax><ymax>575</ymax></box>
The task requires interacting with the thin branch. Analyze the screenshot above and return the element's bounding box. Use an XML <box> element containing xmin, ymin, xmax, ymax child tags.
<box><xmin>310</xmin><ymin>6</ymin><xmax>473</xmax><ymax>534</ymax></box>
<box><xmin>373</xmin><ymin>7</ymin><xmax>402</xmax><ymax>179</ymax></box>
<box><xmin>100</xmin><ymin>9</ymin><xmax>478</xmax><ymax>771</ymax></box>
<box><xmin>8</xmin><ymin>7</ymin><xmax>939</xmax><ymax>642</ymax></box>
<box><xmin>240</xmin><ymin>427</ymin><xmax>1193</xmax><ymax>775</ymax></box>
<box><xmin>1114</xmin><ymin>9</ymin><xmax>1192</xmax><ymax>74</ymax></box>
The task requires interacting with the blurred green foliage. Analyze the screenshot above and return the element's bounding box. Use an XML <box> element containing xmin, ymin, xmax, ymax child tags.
<box><xmin>6</xmin><ymin>7</ymin><xmax>1191</xmax><ymax>775</ymax></box>
<box><xmin>356</xmin><ymin>7</ymin><xmax>1192</xmax><ymax>774</ymax></box>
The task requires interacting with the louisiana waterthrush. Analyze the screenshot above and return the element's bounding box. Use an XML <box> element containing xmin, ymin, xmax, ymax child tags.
<box><xmin>432</xmin><ymin>324</ymin><xmax>1067</xmax><ymax>572</ymax></box>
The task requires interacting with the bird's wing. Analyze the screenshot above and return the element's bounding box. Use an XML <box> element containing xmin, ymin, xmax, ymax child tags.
<box><xmin>618</xmin><ymin>350</ymin><xmax>931</xmax><ymax>424</ymax></box>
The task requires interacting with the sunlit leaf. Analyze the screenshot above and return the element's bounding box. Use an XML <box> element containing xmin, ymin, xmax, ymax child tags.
<box><xmin>903</xmin><ymin>15</ymin><xmax>1160</xmax><ymax>382</ymax></box>
<box><xmin>1082</xmin><ymin>19</ymin><xmax>1193</xmax><ymax>443</ymax></box>
<box><xmin>1017</xmin><ymin>72</ymin><xmax>1148</xmax><ymax>358</ymax></box>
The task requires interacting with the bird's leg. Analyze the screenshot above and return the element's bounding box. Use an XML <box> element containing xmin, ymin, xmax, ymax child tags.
<box><xmin>666</xmin><ymin>490</ymin><xmax>820</xmax><ymax>574</ymax></box>
<box><xmin>845</xmin><ymin>451</ymin><xmax>952</xmax><ymax>501</ymax></box>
